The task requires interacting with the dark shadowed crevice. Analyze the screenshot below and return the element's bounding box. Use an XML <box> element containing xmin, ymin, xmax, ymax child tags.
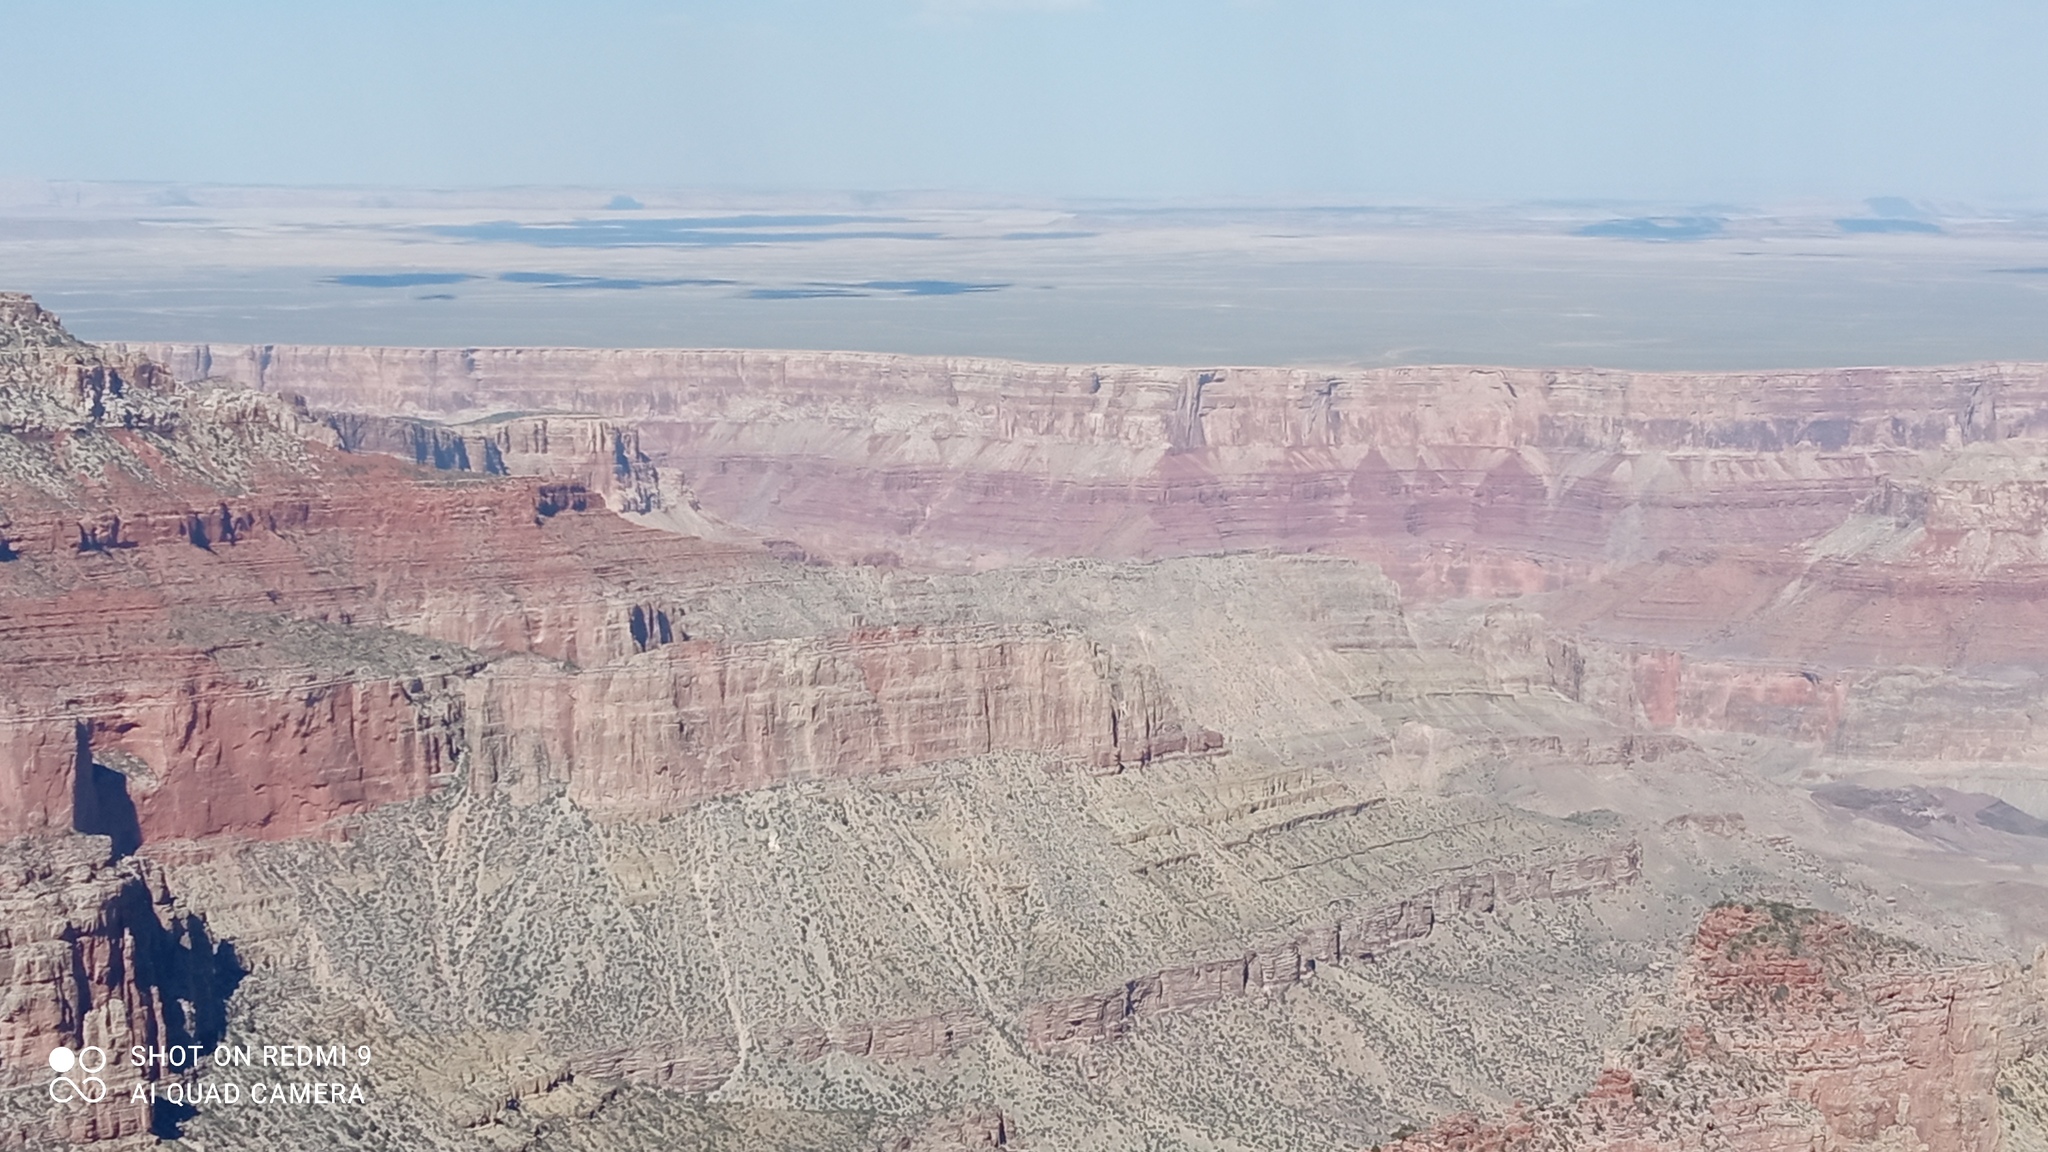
<box><xmin>71</xmin><ymin>723</ymin><xmax>143</xmax><ymax>859</ymax></box>
<box><xmin>125</xmin><ymin>892</ymin><xmax>246</xmax><ymax>1139</ymax></box>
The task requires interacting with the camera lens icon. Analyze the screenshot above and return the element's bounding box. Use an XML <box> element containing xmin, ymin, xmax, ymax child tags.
<box><xmin>48</xmin><ymin>1045</ymin><xmax>108</xmax><ymax>1104</ymax></box>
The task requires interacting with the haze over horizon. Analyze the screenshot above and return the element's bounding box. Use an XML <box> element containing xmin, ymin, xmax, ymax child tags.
<box><xmin>4</xmin><ymin>2</ymin><xmax>2046</xmax><ymax>370</ymax></box>
<box><xmin>5</xmin><ymin>0</ymin><xmax>2047</xmax><ymax>204</ymax></box>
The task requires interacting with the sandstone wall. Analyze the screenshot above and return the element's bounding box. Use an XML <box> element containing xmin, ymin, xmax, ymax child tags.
<box><xmin>0</xmin><ymin>672</ymin><xmax>466</xmax><ymax>846</ymax></box>
<box><xmin>467</xmin><ymin>625</ymin><xmax>1213</xmax><ymax>816</ymax></box>
<box><xmin>124</xmin><ymin>343</ymin><xmax>2048</xmax><ymax>633</ymax></box>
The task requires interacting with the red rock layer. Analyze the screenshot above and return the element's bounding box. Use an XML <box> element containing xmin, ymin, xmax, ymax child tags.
<box><xmin>4</xmin><ymin>515</ymin><xmax>1200</xmax><ymax>847</ymax></box>
<box><xmin>1390</xmin><ymin>903</ymin><xmax>2043</xmax><ymax>1152</ymax></box>
<box><xmin>1</xmin><ymin>459</ymin><xmax>1198</xmax><ymax>842</ymax></box>
<box><xmin>126</xmin><ymin>342</ymin><xmax>2048</xmax><ymax>593</ymax></box>
<box><xmin>1022</xmin><ymin>843</ymin><xmax>1642</xmax><ymax>1049</ymax></box>
<box><xmin>0</xmin><ymin>460</ymin><xmax>672</xmax><ymax>844</ymax></box>
<box><xmin>3</xmin><ymin>301</ymin><xmax>1206</xmax><ymax>847</ymax></box>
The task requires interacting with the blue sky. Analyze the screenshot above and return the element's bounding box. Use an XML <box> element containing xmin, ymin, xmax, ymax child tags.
<box><xmin>4</xmin><ymin>0</ymin><xmax>2044</xmax><ymax>202</ymax></box>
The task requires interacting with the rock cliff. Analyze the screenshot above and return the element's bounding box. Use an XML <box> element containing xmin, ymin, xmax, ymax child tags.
<box><xmin>1391</xmin><ymin>902</ymin><xmax>2045</xmax><ymax>1152</ymax></box>
<box><xmin>118</xmin><ymin>341</ymin><xmax>2048</xmax><ymax>588</ymax></box>
<box><xmin>1</xmin><ymin>296</ymin><xmax>1202</xmax><ymax>852</ymax></box>
<box><xmin>320</xmin><ymin>408</ymin><xmax>714</xmax><ymax>529</ymax></box>
<box><xmin>0</xmin><ymin>302</ymin><xmax>2032</xmax><ymax>1148</ymax></box>
<box><xmin>122</xmin><ymin>340</ymin><xmax>2048</xmax><ymax>768</ymax></box>
<box><xmin>0</xmin><ymin>836</ymin><xmax>240</xmax><ymax>1145</ymax></box>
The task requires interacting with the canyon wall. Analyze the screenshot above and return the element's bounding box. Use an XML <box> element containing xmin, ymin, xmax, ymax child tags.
<box><xmin>1</xmin><ymin>512</ymin><xmax>1200</xmax><ymax>845</ymax></box>
<box><xmin>0</xmin><ymin>837</ymin><xmax>240</xmax><ymax>1144</ymax></box>
<box><xmin>2</xmin><ymin>301</ymin><xmax>1202</xmax><ymax>853</ymax></box>
<box><xmin>470</xmin><ymin>624</ymin><xmax>1213</xmax><ymax>816</ymax></box>
<box><xmin>121</xmin><ymin>341</ymin><xmax>2048</xmax><ymax>781</ymax></box>
<box><xmin>123</xmin><ymin>342</ymin><xmax>2048</xmax><ymax>589</ymax></box>
<box><xmin>128</xmin><ymin>343</ymin><xmax>2048</xmax><ymax>454</ymax></box>
<box><xmin>0</xmin><ymin>301</ymin><xmax>2025</xmax><ymax>1148</ymax></box>
<box><xmin>1392</xmin><ymin>903</ymin><xmax>2045</xmax><ymax>1152</ymax></box>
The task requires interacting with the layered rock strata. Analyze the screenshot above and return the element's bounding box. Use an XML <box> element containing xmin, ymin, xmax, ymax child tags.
<box><xmin>121</xmin><ymin>342</ymin><xmax>2048</xmax><ymax>588</ymax></box>
<box><xmin>320</xmin><ymin>409</ymin><xmax>702</xmax><ymax>524</ymax></box>
<box><xmin>0</xmin><ymin>836</ymin><xmax>239</xmax><ymax>1145</ymax></box>
<box><xmin>471</xmin><ymin>624</ymin><xmax>1215</xmax><ymax>816</ymax></box>
<box><xmin>1</xmin><ymin>296</ymin><xmax>1203</xmax><ymax>850</ymax></box>
<box><xmin>1023</xmin><ymin>842</ymin><xmax>1642</xmax><ymax>1049</ymax></box>
<box><xmin>0</xmin><ymin>301</ymin><xmax>2016</xmax><ymax>1149</ymax></box>
<box><xmin>124</xmin><ymin>341</ymin><xmax>2048</xmax><ymax>766</ymax></box>
<box><xmin>1391</xmin><ymin>903</ymin><xmax>2045</xmax><ymax>1152</ymax></box>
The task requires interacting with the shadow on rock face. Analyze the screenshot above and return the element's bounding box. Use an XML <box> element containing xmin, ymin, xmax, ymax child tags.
<box><xmin>1813</xmin><ymin>779</ymin><xmax>2048</xmax><ymax>861</ymax></box>
<box><xmin>71</xmin><ymin>723</ymin><xmax>142</xmax><ymax>859</ymax></box>
<box><xmin>63</xmin><ymin>717</ymin><xmax>248</xmax><ymax>1138</ymax></box>
<box><xmin>130</xmin><ymin>890</ymin><xmax>247</xmax><ymax>1138</ymax></box>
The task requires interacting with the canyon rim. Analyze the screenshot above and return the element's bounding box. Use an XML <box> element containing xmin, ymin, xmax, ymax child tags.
<box><xmin>4</xmin><ymin>289</ymin><xmax>2048</xmax><ymax>1150</ymax></box>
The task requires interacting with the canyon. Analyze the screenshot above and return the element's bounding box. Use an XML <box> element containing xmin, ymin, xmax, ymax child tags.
<box><xmin>127</xmin><ymin>342</ymin><xmax>2048</xmax><ymax>773</ymax></box>
<box><xmin>3</xmin><ymin>292</ymin><xmax>2046</xmax><ymax>1149</ymax></box>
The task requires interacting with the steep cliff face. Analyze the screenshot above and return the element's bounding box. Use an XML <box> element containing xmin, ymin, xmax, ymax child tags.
<box><xmin>1</xmin><ymin>669</ymin><xmax>468</xmax><ymax>847</ymax></box>
<box><xmin>0</xmin><ymin>836</ymin><xmax>240</xmax><ymax>1145</ymax></box>
<box><xmin>1393</xmin><ymin>903</ymin><xmax>2043</xmax><ymax>1152</ymax></box>
<box><xmin>0</xmin><ymin>298</ymin><xmax>1202</xmax><ymax>851</ymax></box>
<box><xmin>321</xmin><ymin>408</ymin><xmax>708</xmax><ymax>526</ymax></box>
<box><xmin>119</xmin><ymin>342</ymin><xmax>2048</xmax><ymax>583</ymax></box>
<box><xmin>121</xmin><ymin>341</ymin><xmax>2048</xmax><ymax>765</ymax></box>
<box><xmin>0</xmin><ymin>465</ymin><xmax>603</xmax><ymax>846</ymax></box>
<box><xmin>470</xmin><ymin>623</ymin><xmax>1212</xmax><ymax>816</ymax></box>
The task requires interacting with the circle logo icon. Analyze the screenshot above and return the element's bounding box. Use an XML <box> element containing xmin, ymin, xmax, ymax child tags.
<box><xmin>48</xmin><ymin>1045</ymin><xmax>107</xmax><ymax>1105</ymax></box>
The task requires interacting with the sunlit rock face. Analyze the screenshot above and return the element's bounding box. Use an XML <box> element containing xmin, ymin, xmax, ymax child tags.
<box><xmin>128</xmin><ymin>339</ymin><xmax>2048</xmax><ymax>764</ymax></box>
<box><xmin>0</xmin><ymin>299</ymin><xmax>2042</xmax><ymax>1148</ymax></box>
<box><xmin>1391</xmin><ymin>903</ymin><xmax>2043</xmax><ymax>1152</ymax></box>
<box><xmin>124</xmin><ymin>340</ymin><xmax>2048</xmax><ymax>578</ymax></box>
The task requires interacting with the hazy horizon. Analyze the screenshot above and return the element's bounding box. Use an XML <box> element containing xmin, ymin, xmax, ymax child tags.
<box><xmin>4</xmin><ymin>183</ymin><xmax>2045</xmax><ymax>371</ymax></box>
<box><xmin>6</xmin><ymin>2</ymin><xmax>2048</xmax><ymax>204</ymax></box>
<box><xmin>4</xmin><ymin>2</ymin><xmax>2045</xmax><ymax>369</ymax></box>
